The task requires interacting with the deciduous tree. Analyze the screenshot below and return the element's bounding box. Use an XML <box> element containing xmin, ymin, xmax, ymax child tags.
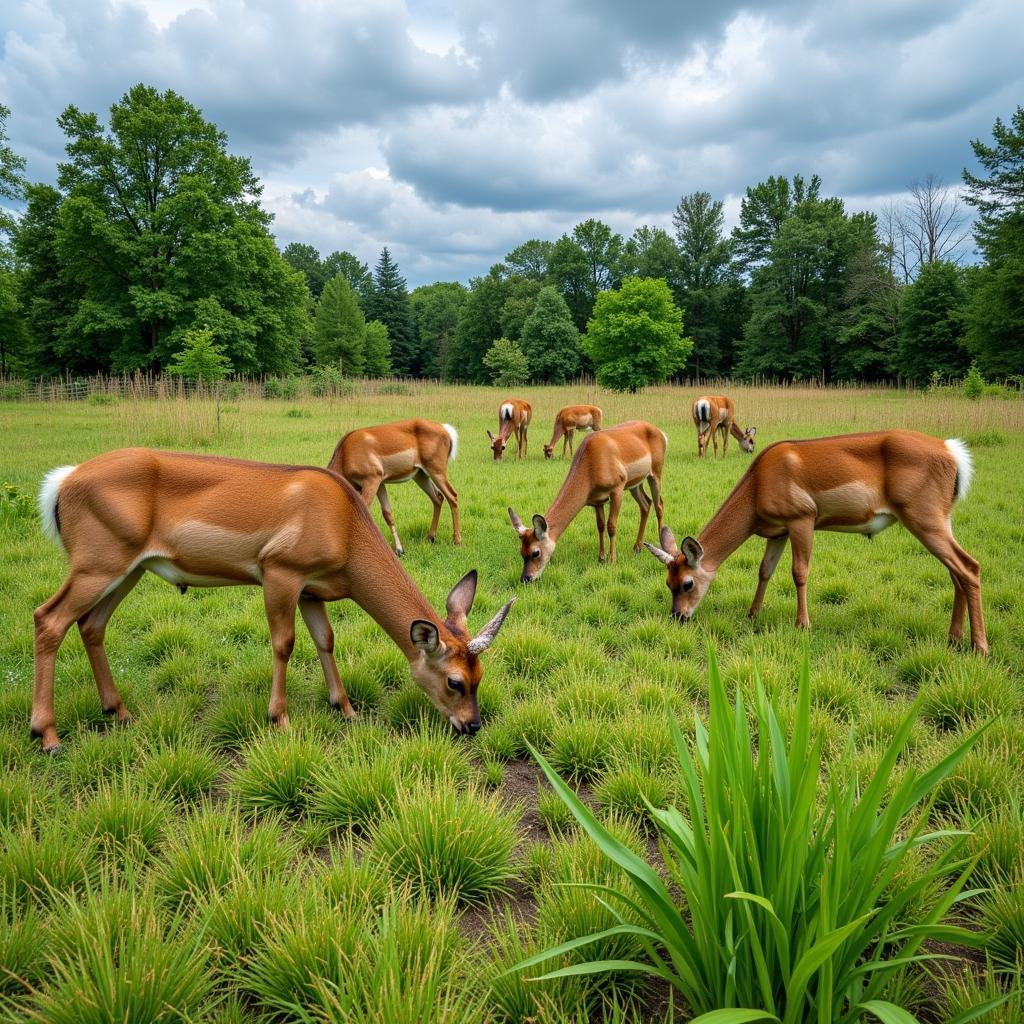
<box><xmin>482</xmin><ymin>337</ymin><xmax>529</xmax><ymax>386</ymax></box>
<box><xmin>519</xmin><ymin>285</ymin><xmax>582</xmax><ymax>383</ymax></box>
<box><xmin>584</xmin><ymin>277</ymin><xmax>690</xmax><ymax>392</ymax></box>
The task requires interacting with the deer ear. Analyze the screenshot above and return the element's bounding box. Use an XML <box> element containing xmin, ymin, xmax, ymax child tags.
<box><xmin>747</xmin><ymin>426</ymin><xmax>757</xmax><ymax>437</ymax></box>
<box><xmin>643</xmin><ymin>542</ymin><xmax>675</xmax><ymax>567</ymax></box>
<box><xmin>532</xmin><ymin>514</ymin><xmax>548</xmax><ymax>540</ymax></box>
<box><xmin>508</xmin><ymin>507</ymin><xmax>526</xmax><ymax>534</ymax></box>
<box><xmin>660</xmin><ymin>525</ymin><xmax>680</xmax><ymax>555</ymax></box>
<box><xmin>410</xmin><ymin>620</ymin><xmax>441</xmax><ymax>655</ymax></box>
<box><xmin>445</xmin><ymin>570</ymin><xmax>477</xmax><ymax>632</ymax></box>
<box><xmin>487</xmin><ymin>430</ymin><xmax>495</xmax><ymax>441</ymax></box>
<box><xmin>680</xmin><ymin>536</ymin><xmax>704</xmax><ymax>568</ymax></box>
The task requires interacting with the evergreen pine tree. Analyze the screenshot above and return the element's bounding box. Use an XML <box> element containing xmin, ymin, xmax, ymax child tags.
<box><xmin>366</xmin><ymin>247</ymin><xmax>417</xmax><ymax>375</ymax></box>
<box><xmin>314</xmin><ymin>274</ymin><xmax>366</xmax><ymax>374</ymax></box>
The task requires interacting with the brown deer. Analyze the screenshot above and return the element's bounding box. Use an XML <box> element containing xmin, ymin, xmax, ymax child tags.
<box><xmin>509</xmin><ymin>420</ymin><xmax>667</xmax><ymax>582</ymax></box>
<box><xmin>543</xmin><ymin>404</ymin><xmax>603</xmax><ymax>459</ymax></box>
<box><xmin>328</xmin><ymin>419</ymin><xmax>460</xmax><ymax>556</ymax></box>
<box><xmin>31</xmin><ymin>449</ymin><xmax>515</xmax><ymax>752</ymax></box>
<box><xmin>692</xmin><ymin>395</ymin><xmax>756</xmax><ymax>458</ymax></box>
<box><xmin>644</xmin><ymin>431</ymin><xmax>987</xmax><ymax>653</ymax></box>
<box><xmin>488</xmin><ymin>398</ymin><xmax>532</xmax><ymax>460</ymax></box>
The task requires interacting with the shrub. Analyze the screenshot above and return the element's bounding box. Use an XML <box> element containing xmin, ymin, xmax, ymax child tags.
<box><xmin>514</xmin><ymin>649</ymin><xmax>992</xmax><ymax>1023</ymax></box>
<box><xmin>963</xmin><ymin>362</ymin><xmax>986</xmax><ymax>399</ymax></box>
<box><xmin>264</xmin><ymin>375</ymin><xmax>299</xmax><ymax>399</ymax></box>
<box><xmin>369</xmin><ymin>784</ymin><xmax>520</xmax><ymax>905</ymax></box>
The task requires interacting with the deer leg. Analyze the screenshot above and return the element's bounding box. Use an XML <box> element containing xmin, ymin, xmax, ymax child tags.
<box><xmin>425</xmin><ymin>470</ymin><xmax>461</xmax><ymax>545</ymax></box>
<box><xmin>78</xmin><ymin>567</ymin><xmax>144</xmax><ymax>723</ymax></box>
<box><xmin>299</xmin><ymin>597</ymin><xmax>357</xmax><ymax>719</ymax></box>
<box><xmin>33</xmin><ymin>570</ymin><xmax>125</xmax><ymax>751</ymax></box>
<box><xmin>711</xmin><ymin>428</ymin><xmax>719</xmax><ymax>458</ymax></box>
<box><xmin>788</xmin><ymin>518</ymin><xmax>815</xmax><ymax>629</ymax></box>
<box><xmin>376</xmin><ymin>483</ymin><xmax>404</xmax><ymax>556</ymax></box>
<box><xmin>722</xmin><ymin>426</ymin><xmax>729</xmax><ymax>456</ymax></box>
<box><xmin>262</xmin><ymin>571</ymin><xmax>303</xmax><ymax>728</ymax></box>
<box><xmin>413</xmin><ymin>470</ymin><xmax>445</xmax><ymax>544</ymax></box>
<box><xmin>607</xmin><ymin>487</ymin><xmax>624</xmax><ymax>563</ymax></box>
<box><xmin>565</xmin><ymin>429</ymin><xmax>574</xmax><ymax>457</ymax></box>
<box><xmin>748</xmin><ymin>536</ymin><xmax>788</xmax><ymax>618</ymax></box>
<box><xmin>594</xmin><ymin>503</ymin><xmax>607</xmax><ymax>562</ymax></box>
<box><xmin>630</xmin><ymin>485</ymin><xmax>652</xmax><ymax>553</ymax></box>
<box><xmin>359</xmin><ymin>474</ymin><xmax>383</xmax><ymax>509</ymax></box>
<box><xmin>948</xmin><ymin>570</ymin><xmax>968</xmax><ymax>646</ymax></box>
<box><xmin>647</xmin><ymin>472</ymin><xmax>665</xmax><ymax>537</ymax></box>
<box><xmin>898</xmin><ymin>514</ymin><xmax>988</xmax><ymax>654</ymax></box>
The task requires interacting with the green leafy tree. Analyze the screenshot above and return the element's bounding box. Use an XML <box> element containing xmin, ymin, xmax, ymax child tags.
<box><xmin>482</xmin><ymin>337</ymin><xmax>529</xmax><ymax>387</ymax></box>
<box><xmin>166</xmin><ymin>324</ymin><xmax>231</xmax><ymax>382</ymax></box>
<box><xmin>53</xmin><ymin>84</ymin><xmax>306</xmax><ymax>373</ymax></box>
<box><xmin>548</xmin><ymin>219</ymin><xmax>625</xmax><ymax>331</ymax></box>
<box><xmin>498</xmin><ymin>276</ymin><xmax>542</xmax><ymax>342</ymax></box>
<box><xmin>447</xmin><ymin>266</ymin><xmax>510</xmax><ymax>383</ymax></box>
<box><xmin>323</xmin><ymin>250</ymin><xmax>373</xmax><ymax>307</ymax></box>
<box><xmin>624</xmin><ymin>226</ymin><xmax>683</xmax><ymax>288</ymax></box>
<box><xmin>504</xmin><ymin>239</ymin><xmax>553</xmax><ymax>281</ymax></box>
<box><xmin>365</xmin><ymin>247</ymin><xmax>416</xmax><ymax>375</ymax></box>
<box><xmin>519</xmin><ymin>285</ymin><xmax>583</xmax><ymax>383</ymax></box>
<box><xmin>281</xmin><ymin>242</ymin><xmax>329</xmax><ymax>298</ymax></box>
<box><xmin>0</xmin><ymin>268</ymin><xmax>27</xmax><ymax>374</ymax></box>
<box><xmin>895</xmin><ymin>259</ymin><xmax>970</xmax><ymax>385</ymax></box>
<box><xmin>962</xmin><ymin>106</ymin><xmax>1024</xmax><ymax>375</ymax></box>
<box><xmin>410</xmin><ymin>281</ymin><xmax>467</xmax><ymax>378</ymax></box>
<box><xmin>673</xmin><ymin>192</ymin><xmax>731</xmax><ymax>289</ymax></box>
<box><xmin>363</xmin><ymin>319</ymin><xmax>391</xmax><ymax>377</ymax></box>
<box><xmin>13</xmin><ymin>183</ymin><xmax>82</xmax><ymax>376</ymax></box>
<box><xmin>732</xmin><ymin>173</ymin><xmax>821</xmax><ymax>271</ymax></box>
<box><xmin>583</xmin><ymin>277</ymin><xmax>690</xmax><ymax>391</ymax></box>
<box><xmin>0</xmin><ymin>103</ymin><xmax>27</xmax><ymax>252</ymax></box>
<box><xmin>737</xmin><ymin>198</ymin><xmax>886</xmax><ymax>382</ymax></box>
<box><xmin>314</xmin><ymin>273</ymin><xmax>366</xmax><ymax>374</ymax></box>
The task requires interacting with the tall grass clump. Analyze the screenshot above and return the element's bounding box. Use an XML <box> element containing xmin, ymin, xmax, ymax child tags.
<box><xmin>23</xmin><ymin>886</ymin><xmax>212</xmax><ymax>1023</ymax></box>
<box><xmin>231</xmin><ymin>730</ymin><xmax>328</xmax><ymax>818</ymax></box>
<box><xmin>514</xmin><ymin>649</ymin><xmax>996</xmax><ymax>1024</ymax></box>
<box><xmin>369</xmin><ymin>784</ymin><xmax>520</xmax><ymax>905</ymax></box>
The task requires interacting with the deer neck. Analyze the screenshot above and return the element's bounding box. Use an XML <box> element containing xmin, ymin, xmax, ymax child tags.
<box><xmin>547</xmin><ymin>421</ymin><xmax>564</xmax><ymax>448</ymax></box>
<box><xmin>729</xmin><ymin>421</ymin><xmax>746</xmax><ymax>441</ymax></box>
<box><xmin>543</xmin><ymin>458</ymin><xmax>593</xmax><ymax>541</ymax></box>
<box><xmin>341</xmin><ymin>510</ymin><xmax>443</xmax><ymax>660</ymax></box>
<box><xmin>699</xmin><ymin>471</ymin><xmax>759</xmax><ymax>572</ymax></box>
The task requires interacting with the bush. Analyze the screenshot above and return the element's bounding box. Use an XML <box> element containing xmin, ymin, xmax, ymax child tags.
<box><xmin>963</xmin><ymin>362</ymin><xmax>986</xmax><ymax>400</ymax></box>
<box><xmin>514</xmin><ymin>649</ymin><xmax>992</xmax><ymax>1023</ymax></box>
<box><xmin>264</xmin><ymin>375</ymin><xmax>299</xmax><ymax>399</ymax></box>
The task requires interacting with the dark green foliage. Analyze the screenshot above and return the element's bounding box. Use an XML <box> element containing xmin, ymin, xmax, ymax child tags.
<box><xmin>519</xmin><ymin>286</ymin><xmax>583</xmax><ymax>383</ymax></box>
<box><xmin>314</xmin><ymin>273</ymin><xmax>366</xmax><ymax>374</ymax></box>
<box><xmin>410</xmin><ymin>281</ymin><xmax>467</xmax><ymax>377</ymax></box>
<box><xmin>896</xmin><ymin>260</ymin><xmax>970</xmax><ymax>384</ymax></box>
<box><xmin>504</xmin><ymin>239</ymin><xmax>553</xmax><ymax>281</ymax></box>
<box><xmin>365</xmin><ymin>247</ymin><xmax>417</xmax><ymax>375</ymax></box>
<box><xmin>0</xmin><ymin>103</ymin><xmax>26</xmax><ymax>242</ymax></box>
<box><xmin>584</xmin><ymin>276</ymin><xmax>690</xmax><ymax>391</ymax></box>
<box><xmin>52</xmin><ymin>84</ymin><xmax>307</xmax><ymax>374</ymax></box>
<box><xmin>447</xmin><ymin>265</ymin><xmax>510</xmax><ymax>382</ymax></box>
<box><xmin>324</xmin><ymin>249</ymin><xmax>374</xmax><ymax>306</ymax></box>
<box><xmin>282</xmin><ymin>242</ymin><xmax>331</xmax><ymax>298</ymax></box>
<box><xmin>548</xmin><ymin>220</ymin><xmax>625</xmax><ymax>331</ymax></box>
<box><xmin>732</xmin><ymin>173</ymin><xmax>822</xmax><ymax>270</ymax></box>
<box><xmin>363</xmin><ymin>318</ymin><xmax>392</xmax><ymax>376</ymax></box>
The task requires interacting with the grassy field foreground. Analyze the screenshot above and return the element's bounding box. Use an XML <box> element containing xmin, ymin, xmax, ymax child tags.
<box><xmin>1</xmin><ymin>383</ymin><xmax>1023</xmax><ymax>1022</ymax></box>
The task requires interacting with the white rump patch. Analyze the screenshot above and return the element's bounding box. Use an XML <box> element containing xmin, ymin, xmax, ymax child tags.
<box><xmin>696</xmin><ymin>399</ymin><xmax>711</xmax><ymax>426</ymax></box>
<box><xmin>944</xmin><ymin>438</ymin><xmax>974</xmax><ymax>501</ymax></box>
<box><xmin>443</xmin><ymin>423</ymin><xmax>459</xmax><ymax>461</ymax></box>
<box><xmin>38</xmin><ymin>465</ymin><xmax>77</xmax><ymax>543</ymax></box>
<box><xmin>500</xmin><ymin>402</ymin><xmax>513</xmax><ymax>421</ymax></box>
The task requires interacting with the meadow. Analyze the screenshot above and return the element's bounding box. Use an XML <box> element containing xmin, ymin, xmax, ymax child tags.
<box><xmin>1</xmin><ymin>382</ymin><xmax>1022</xmax><ymax>1023</ymax></box>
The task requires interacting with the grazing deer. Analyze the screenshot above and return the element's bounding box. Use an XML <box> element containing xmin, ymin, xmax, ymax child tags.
<box><xmin>488</xmin><ymin>399</ymin><xmax>532</xmax><ymax>460</ymax></box>
<box><xmin>328</xmin><ymin>418</ymin><xmax>460</xmax><ymax>556</ymax></box>
<box><xmin>644</xmin><ymin>430</ymin><xmax>987</xmax><ymax>653</ymax></box>
<box><xmin>31</xmin><ymin>449</ymin><xmax>515</xmax><ymax>752</ymax></box>
<box><xmin>692</xmin><ymin>395</ymin><xmax>756</xmax><ymax>458</ymax></box>
<box><xmin>543</xmin><ymin>405</ymin><xmax>603</xmax><ymax>459</ymax></box>
<box><xmin>509</xmin><ymin>420</ymin><xmax>667</xmax><ymax>582</ymax></box>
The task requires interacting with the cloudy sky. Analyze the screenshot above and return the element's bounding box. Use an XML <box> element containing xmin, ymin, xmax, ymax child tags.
<box><xmin>2</xmin><ymin>0</ymin><xmax>1021</xmax><ymax>285</ymax></box>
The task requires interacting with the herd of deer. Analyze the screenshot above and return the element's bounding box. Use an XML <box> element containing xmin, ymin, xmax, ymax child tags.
<box><xmin>29</xmin><ymin>394</ymin><xmax>987</xmax><ymax>752</ymax></box>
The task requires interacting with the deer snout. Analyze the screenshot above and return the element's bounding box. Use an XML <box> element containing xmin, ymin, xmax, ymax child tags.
<box><xmin>671</xmin><ymin>608</ymin><xmax>693</xmax><ymax>623</ymax></box>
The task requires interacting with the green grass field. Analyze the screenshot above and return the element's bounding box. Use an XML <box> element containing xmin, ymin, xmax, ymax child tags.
<box><xmin>1</xmin><ymin>383</ymin><xmax>1023</xmax><ymax>1022</ymax></box>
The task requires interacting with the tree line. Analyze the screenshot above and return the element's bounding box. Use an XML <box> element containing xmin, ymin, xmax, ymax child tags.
<box><xmin>1</xmin><ymin>85</ymin><xmax>1022</xmax><ymax>388</ymax></box>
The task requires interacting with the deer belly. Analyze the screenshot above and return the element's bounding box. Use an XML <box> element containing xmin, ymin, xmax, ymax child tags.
<box><xmin>824</xmin><ymin>511</ymin><xmax>897</xmax><ymax>536</ymax></box>
<box><xmin>624</xmin><ymin>457</ymin><xmax>652</xmax><ymax>487</ymax></box>
<box><xmin>143</xmin><ymin>556</ymin><xmax>257</xmax><ymax>587</ymax></box>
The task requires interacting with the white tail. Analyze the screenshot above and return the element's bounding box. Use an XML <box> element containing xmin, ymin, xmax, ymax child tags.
<box><xmin>944</xmin><ymin>438</ymin><xmax>974</xmax><ymax>501</ymax></box>
<box><xmin>500</xmin><ymin>403</ymin><xmax>513</xmax><ymax>421</ymax></box>
<box><xmin>38</xmin><ymin>465</ymin><xmax>77</xmax><ymax>543</ymax></box>
<box><xmin>696</xmin><ymin>399</ymin><xmax>711</xmax><ymax>426</ymax></box>
<box><xmin>443</xmin><ymin>424</ymin><xmax>459</xmax><ymax>462</ymax></box>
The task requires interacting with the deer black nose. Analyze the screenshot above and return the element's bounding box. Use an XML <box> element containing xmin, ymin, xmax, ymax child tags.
<box><xmin>520</xmin><ymin>574</ymin><xmax>534</xmax><ymax>585</ymax></box>
<box><xmin>671</xmin><ymin>609</ymin><xmax>691</xmax><ymax>623</ymax></box>
<box><xmin>465</xmin><ymin>719</ymin><xmax>481</xmax><ymax>735</ymax></box>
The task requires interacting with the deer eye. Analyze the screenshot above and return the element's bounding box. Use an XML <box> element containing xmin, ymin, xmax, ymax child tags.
<box><xmin>446</xmin><ymin>678</ymin><xmax>464</xmax><ymax>694</ymax></box>
<box><xmin>683</xmin><ymin>578</ymin><xmax>695</xmax><ymax>592</ymax></box>
<box><xmin>531</xmin><ymin>549</ymin><xmax>541</xmax><ymax>560</ymax></box>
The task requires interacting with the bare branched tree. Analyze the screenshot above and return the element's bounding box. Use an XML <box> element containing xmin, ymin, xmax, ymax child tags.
<box><xmin>891</xmin><ymin>174</ymin><xmax>971</xmax><ymax>282</ymax></box>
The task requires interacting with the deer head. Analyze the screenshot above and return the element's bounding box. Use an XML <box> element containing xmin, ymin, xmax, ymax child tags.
<box><xmin>508</xmin><ymin>507</ymin><xmax>556</xmax><ymax>583</ymax></box>
<box><xmin>644</xmin><ymin>525</ymin><xmax>715</xmax><ymax>621</ymax></box>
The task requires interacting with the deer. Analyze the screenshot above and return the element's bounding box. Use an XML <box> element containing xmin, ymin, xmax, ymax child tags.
<box><xmin>692</xmin><ymin>395</ymin><xmax>756</xmax><ymax>458</ymax></box>
<box><xmin>509</xmin><ymin>420</ymin><xmax>667</xmax><ymax>583</ymax></box>
<box><xmin>644</xmin><ymin>430</ymin><xmax>987</xmax><ymax>653</ymax></box>
<box><xmin>543</xmin><ymin>404</ymin><xmax>603</xmax><ymax>459</ymax></box>
<box><xmin>328</xmin><ymin>418</ymin><xmax>460</xmax><ymax>557</ymax></box>
<box><xmin>488</xmin><ymin>398</ymin><xmax>532</xmax><ymax>460</ymax></box>
<box><xmin>31</xmin><ymin>449</ymin><xmax>515</xmax><ymax>752</ymax></box>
